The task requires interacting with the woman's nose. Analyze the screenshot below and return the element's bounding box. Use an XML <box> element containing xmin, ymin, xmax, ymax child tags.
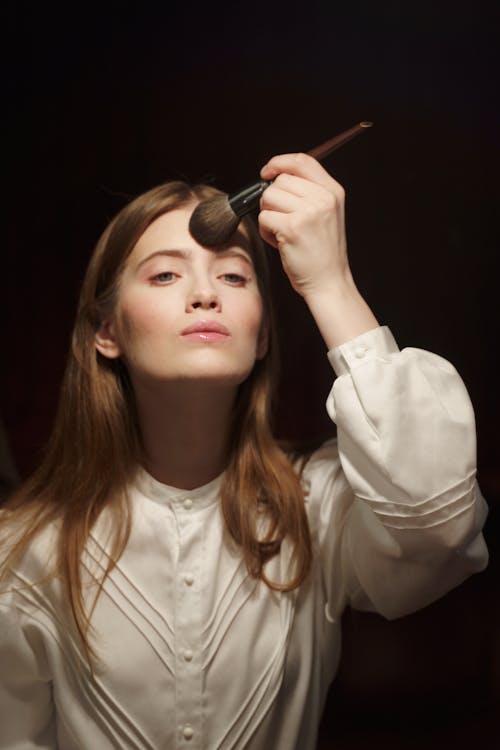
<box><xmin>186</xmin><ymin>289</ymin><xmax>221</xmax><ymax>312</ymax></box>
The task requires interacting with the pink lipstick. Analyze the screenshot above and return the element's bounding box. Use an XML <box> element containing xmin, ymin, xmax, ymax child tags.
<box><xmin>180</xmin><ymin>320</ymin><xmax>230</xmax><ymax>343</ymax></box>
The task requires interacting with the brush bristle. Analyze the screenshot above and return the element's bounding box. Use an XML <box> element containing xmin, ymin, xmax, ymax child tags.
<box><xmin>189</xmin><ymin>195</ymin><xmax>240</xmax><ymax>246</ymax></box>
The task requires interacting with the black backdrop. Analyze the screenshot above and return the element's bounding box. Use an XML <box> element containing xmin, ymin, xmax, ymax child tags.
<box><xmin>3</xmin><ymin>1</ymin><xmax>499</xmax><ymax>746</ymax></box>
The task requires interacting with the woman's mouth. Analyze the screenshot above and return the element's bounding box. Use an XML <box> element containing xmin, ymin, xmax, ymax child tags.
<box><xmin>180</xmin><ymin>320</ymin><xmax>230</xmax><ymax>343</ymax></box>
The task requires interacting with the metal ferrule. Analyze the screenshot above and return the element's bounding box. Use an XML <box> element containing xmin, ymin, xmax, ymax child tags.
<box><xmin>228</xmin><ymin>179</ymin><xmax>271</xmax><ymax>217</ymax></box>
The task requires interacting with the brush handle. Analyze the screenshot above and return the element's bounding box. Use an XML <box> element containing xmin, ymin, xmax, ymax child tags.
<box><xmin>307</xmin><ymin>121</ymin><xmax>373</xmax><ymax>160</ymax></box>
<box><xmin>228</xmin><ymin>122</ymin><xmax>372</xmax><ymax>219</ymax></box>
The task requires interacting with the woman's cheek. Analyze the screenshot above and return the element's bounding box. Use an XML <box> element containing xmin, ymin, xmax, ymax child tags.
<box><xmin>118</xmin><ymin>294</ymin><xmax>169</xmax><ymax>338</ymax></box>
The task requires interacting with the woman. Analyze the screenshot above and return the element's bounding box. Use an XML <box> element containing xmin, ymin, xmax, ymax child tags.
<box><xmin>0</xmin><ymin>153</ymin><xmax>488</xmax><ymax>749</ymax></box>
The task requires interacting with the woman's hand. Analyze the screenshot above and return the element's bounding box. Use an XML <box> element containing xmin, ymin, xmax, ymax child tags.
<box><xmin>258</xmin><ymin>152</ymin><xmax>379</xmax><ymax>350</ymax></box>
<box><xmin>258</xmin><ymin>152</ymin><xmax>349</xmax><ymax>299</ymax></box>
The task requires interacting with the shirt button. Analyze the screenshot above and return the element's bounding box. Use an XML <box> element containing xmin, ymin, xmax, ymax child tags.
<box><xmin>184</xmin><ymin>573</ymin><xmax>194</xmax><ymax>586</ymax></box>
<box><xmin>183</xmin><ymin>498</ymin><xmax>193</xmax><ymax>510</ymax></box>
<box><xmin>183</xmin><ymin>725</ymin><xmax>194</xmax><ymax>740</ymax></box>
<box><xmin>184</xmin><ymin>649</ymin><xmax>193</xmax><ymax>662</ymax></box>
<box><xmin>354</xmin><ymin>346</ymin><xmax>367</xmax><ymax>359</ymax></box>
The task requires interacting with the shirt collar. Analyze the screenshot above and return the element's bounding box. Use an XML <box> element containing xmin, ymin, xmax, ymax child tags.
<box><xmin>134</xmin><ymin>467</ymin><xmax>223</xmax><ymax>510</ymax></box>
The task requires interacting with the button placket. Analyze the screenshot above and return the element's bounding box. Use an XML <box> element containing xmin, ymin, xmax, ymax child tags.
<box><xmin>174</xmin><ymin>500</ymin><xmax>203</xmax><ymax>748</ymax></box>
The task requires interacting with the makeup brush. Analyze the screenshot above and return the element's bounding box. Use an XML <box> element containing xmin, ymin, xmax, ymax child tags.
<box><xmin>189</xmin><ymin>121</ymin><xmax>373</xmax><ymax>246</ymax></box>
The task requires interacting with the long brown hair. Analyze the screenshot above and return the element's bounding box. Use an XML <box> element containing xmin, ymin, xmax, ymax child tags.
<box><xmin>0</xmin><ymin>181</ymin><xmax>312</xmax><ymax>663</ymax></box>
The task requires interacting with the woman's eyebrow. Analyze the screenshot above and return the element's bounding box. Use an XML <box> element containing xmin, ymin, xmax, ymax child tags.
<box><xmin>135</xmin><ymin>247</ymin><xmax>253</xmax><ymax>271</ymax></box>
<box><xmin>135</xmin><ymin>248</ymin><xmax>191</xmax><ymax>270</ymax></box>
<box><xmin>214</xmin><ymin>248</ymin><xmax>253</xmax><ymax>265</ymax></box>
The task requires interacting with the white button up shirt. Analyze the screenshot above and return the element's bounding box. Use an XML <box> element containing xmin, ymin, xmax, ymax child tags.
<box><xmin>0</xmin><ymin>327</ymin><xmax>489</xmax><ymax>749</ymax></box>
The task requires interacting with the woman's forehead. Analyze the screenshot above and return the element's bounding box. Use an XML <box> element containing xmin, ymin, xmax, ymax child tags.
<box><xmin>130</xmin><ymin>206</ymin><xmax>255</xmax><ymax>263</ymax></box>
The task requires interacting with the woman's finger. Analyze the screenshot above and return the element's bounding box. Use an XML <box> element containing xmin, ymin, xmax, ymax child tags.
<box><xmin>257</xmin><ymin>209</ymin><xmax>290</xmax><ymax>249</ymax></box>
<box><xmin>261</xmin><ymin>173</ymin><xmax>344</xmax><ymax>215</ymax></box>
<box><xmin>260</xmin><ymin>152</ymin><xmax>339</xmax><ymax>191</ymax></box>
<box><xmin>260</xmin><ymin>184</ymin><xmax>303</xmax><ymax>214</ymax></box>
<box><xmin>266</xmin><ymin>171</ymin><xmax>341</xmax><ymax>200</ymax></box>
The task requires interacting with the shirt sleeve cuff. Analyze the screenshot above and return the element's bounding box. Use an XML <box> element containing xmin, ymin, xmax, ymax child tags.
<box><xmin>327</xmin><ymin>325</ymin><xmax>400</xmax><ymax>376</ymax></box>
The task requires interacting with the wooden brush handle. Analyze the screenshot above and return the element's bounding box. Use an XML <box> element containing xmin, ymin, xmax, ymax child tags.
<box><xmin>307</xmin><ymin>121</ymin><xmax>372</xmax><ymax>161</ymax></box>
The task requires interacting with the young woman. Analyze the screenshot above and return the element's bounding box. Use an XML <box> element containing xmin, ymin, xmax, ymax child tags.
<box><xmin>0</xmin><ymin>153</ymin><xmax>488</xmax><ymax>749</ymax></box>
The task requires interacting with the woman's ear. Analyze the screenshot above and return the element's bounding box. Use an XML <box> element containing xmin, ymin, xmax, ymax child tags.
<box><xmin>256</xmin><ymin>321</ymin><xmax>269</xmax><ymax>360</ymax></box>
<box><xmin>95</xmin><ymin>320</ymin><xmax>122</xmax><ymax>360</ymax></box>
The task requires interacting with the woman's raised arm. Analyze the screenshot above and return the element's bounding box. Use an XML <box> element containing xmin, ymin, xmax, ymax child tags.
<box><xmin>258</xmin><ymin>152</ymin><xmax>379</xmax><ymax>350</ymax></box>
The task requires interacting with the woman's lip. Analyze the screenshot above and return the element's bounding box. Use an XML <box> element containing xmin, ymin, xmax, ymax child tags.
<box><xmin>180</xmin><ymin>321</ymin><xmax>230</xmax><ymax>336</ymax></box>
<box><xmin>181</xmin><ymin>331</ymin><xmax>229</xmax><ymax>343</ymax></box>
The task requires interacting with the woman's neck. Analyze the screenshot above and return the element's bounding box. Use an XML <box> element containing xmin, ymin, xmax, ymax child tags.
<box><xmin>131</xmin><ymin>378</ymin><xmax>237</xmax><ymax>490</ymax></box>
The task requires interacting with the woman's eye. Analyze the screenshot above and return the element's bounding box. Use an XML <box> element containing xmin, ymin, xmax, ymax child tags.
<box><xmin>221</xmin><ymin>273</ymin><xmax>247</xmax><ymax>285</ymax></box>
<box><xmin>151</xmin><ymin>271</ymin><xmax>176</xmax><ymax>284</ymax></box>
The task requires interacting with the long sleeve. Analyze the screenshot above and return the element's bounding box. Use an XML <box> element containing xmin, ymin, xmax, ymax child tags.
<box><xmin>0</xmin><ymin>602</ymin><xmax>57</xmax><ymax>748</ymax></box>
<box><xmin>323</xmin><ymin>325</ymin><xmax>488</xmax><ymax>619</ymax></box>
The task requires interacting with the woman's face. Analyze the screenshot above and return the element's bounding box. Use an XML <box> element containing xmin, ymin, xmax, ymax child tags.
<box><xmin>95</xmin><ymin>206</ymin><xmax>268</xmax><ymax>388</ymax></box>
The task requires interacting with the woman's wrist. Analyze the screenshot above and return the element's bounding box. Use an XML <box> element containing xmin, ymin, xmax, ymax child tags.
<box><xmin>303</xmin><ymin>273</ymin><xmax>380</xmax><ymax>351</ymax></box>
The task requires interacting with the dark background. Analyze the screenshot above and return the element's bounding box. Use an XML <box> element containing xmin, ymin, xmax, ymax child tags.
<box><xmin>2</xmin><ymin>1</ymin><xmax>499</xmax><ymax>746</ymax></box>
